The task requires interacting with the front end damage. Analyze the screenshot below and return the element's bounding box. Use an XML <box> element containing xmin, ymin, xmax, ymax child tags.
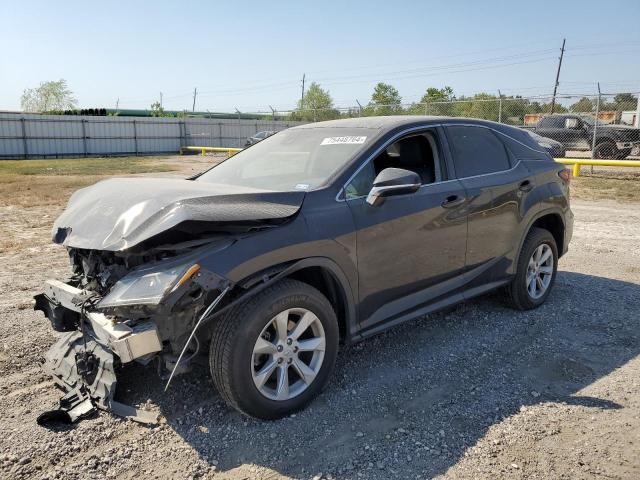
<box><xmin>35</xmin><ymin>266</ymin><xmax>226</xmax><ymax>424</ymax></box>
<box><xmin>35</xmin><ymin>248</ymin><xmax>232</xmax><ymax>425</ymax></box>
<box><xmin>34</xmin><ymin>177</ymin><xmax>304</xmax><ymax>425</ymax></box>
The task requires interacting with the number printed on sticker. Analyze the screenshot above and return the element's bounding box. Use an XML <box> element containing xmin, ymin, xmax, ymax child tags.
<box><xmin>320</xmin><ymin>136</ymin><xmax>367</xmax><ymax>145</ymax></box>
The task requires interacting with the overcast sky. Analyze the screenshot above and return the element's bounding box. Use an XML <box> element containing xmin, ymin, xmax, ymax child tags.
<box><xmin>1</xmin><ymin>0</ymin><xmax>639</xmax><ymax>113</ymax></box>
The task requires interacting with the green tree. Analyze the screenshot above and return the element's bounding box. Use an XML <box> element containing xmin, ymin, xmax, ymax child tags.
<box><xmin>21</xmin><ymin>79</ymin><xmax>77</xmax><ymax>113</ymax></box>
<box><xmin>294</xmin><ymin>82</ymin><xmax>340</xmax><ymax>121</ymax></box>
<box><xmin>408</xmin><ymin>86</ymin><xmax>455</xmax><ymax>116</ymax></box>
<box><xmin>529</xmin><ymin>101</ymin><xmax>567</xmax><ymax>115</ymax></box>
<box><xmin>500</xmin><ymin>96</ymin><xmax>529</xmax><ymax>125</ymax></box>
<box><xmin>451</xmin><ymin>93</ymin><xmax>501</xmax><ymax>121</ymax></box>
<box><xmin>150</xmin><ymin>101</ymin><xmax>166</xmax><ymax>117</ymax></box>
<box><xmin>365</xmin><ymin>82</ymin><xmax>403</xmax><ymax>116</ymax></box>
<box><xmin>570</xmin><ymin>97</ymin><xmax>594</xmax><ymax>113</ymax></box>
<box><xmin>613</xmin><ymin>93</ymin><xmax>637</xmax><ymax>111</ymax></box>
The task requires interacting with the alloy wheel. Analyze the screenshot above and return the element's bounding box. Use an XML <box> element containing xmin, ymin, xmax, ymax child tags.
<box><xmin>526</xmin><ymin>243</ymin><xmax>554</xmax><ymax>299</ymax></box>
<box><xmin>251</xmin><ymin>308</ymin><xmax>326</xmax><ymax>401</ymax></box>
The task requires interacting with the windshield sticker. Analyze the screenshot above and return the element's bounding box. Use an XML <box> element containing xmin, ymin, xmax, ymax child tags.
<box><xmin>294</xmin><ymin>183</ymin><xmax>310</xmax><ymax>190</ymax></box>
<box><xmin>320</xmin><ymin>136</ymin><xmax>367</xmax><ymax>146</ymax></box>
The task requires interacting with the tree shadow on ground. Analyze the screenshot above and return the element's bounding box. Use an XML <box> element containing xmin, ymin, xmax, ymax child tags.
<box><xmin>117</xmin><ymin>271</ymin><xmax>639</xmax><ymax>479</ymax></box>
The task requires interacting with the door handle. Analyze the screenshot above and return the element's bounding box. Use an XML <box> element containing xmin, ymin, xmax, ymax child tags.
<box><xmin>441</xmin><ymin>195</ymin><xmax>465</xmax><ymax>208</ymax></box>
<box><xmin>519</xmin><ymin>180</ymin><xmax>534</xmax><ymax>192</ymax></box>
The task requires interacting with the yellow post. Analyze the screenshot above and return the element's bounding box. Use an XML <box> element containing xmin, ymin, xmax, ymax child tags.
<box><xmin>572</xmin><ymin>163</ymin><xmax>580</xmax><ymax>178</ymax></box>
<box><xmin>202</xmin><ymin>148</ymin><xmax>206</xmax><ymax>156</ymax></box>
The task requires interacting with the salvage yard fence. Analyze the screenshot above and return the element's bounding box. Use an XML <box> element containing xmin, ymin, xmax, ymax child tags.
<box><xmin>0</xmin><ymin>114</ymin><xmax>303</xmax><ymax>159</ymax></box>
<box><xmin>2</xmin><ymin>92</ymin><xmax>638</xmax><ymax>160</ymax></box>
<box><xmin>266</xmin><ymin>92</ymin><xmax>640</xmax><ymax>160</ymax></box>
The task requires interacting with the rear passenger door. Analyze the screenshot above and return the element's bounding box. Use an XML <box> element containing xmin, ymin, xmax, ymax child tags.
<box><xmin>444</xmin><ymin>125</ymin><xmax>532</xmax><ymax>284</ymax></box>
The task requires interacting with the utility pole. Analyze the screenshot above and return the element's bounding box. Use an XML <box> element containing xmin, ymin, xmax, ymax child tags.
<box><xmin>160</xmin><ymin>92</ymin><xmax>163</xmax><ymax>109</ymax></box>
<box><xmin>498</xmin><ymin>89</ymin><xmax>503</xmax><ymax>123</ymax></box>
<box><xmin>591</xmin><ymin>83</ymin><xmax>601</xmax><ymax>165</ymax></box>
<box><xmin>301</xmin><ymin>74</ymin><xmax>306</xmax><ymax>106</ymax></box>
<box><xmin>356</xmin><ymin>99</ymin><xmax>363</xmax><ymax>117</ymax></box>
<box><xmin>268</xmin><ymin>105</ymin><xmax>275</xmax><ymax>121</ymax></box>
<box><xmin>115</xmin><ymin>98</ymin><xmax>119</xmax><ymax>111</ymax></box>
<box><xmin>550</xmin><ymin>38</ymin><xmax>566</xmax><ymax>114</ymax></box>
<box><xmin>192</xmin><ymin>87</ymin><xmax>197</xmax><ymax>112</ymax></box>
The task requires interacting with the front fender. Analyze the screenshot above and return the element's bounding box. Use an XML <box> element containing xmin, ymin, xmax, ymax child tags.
<box><xmin>194</xmin><ymin>196</ymin><xmax>360</xmax><ymax>339</ymax></box>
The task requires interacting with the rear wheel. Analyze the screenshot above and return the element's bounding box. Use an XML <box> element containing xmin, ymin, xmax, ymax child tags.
<box><xmin>616</xmin><ymin>148</ymin><xmax>632</xmax><ymax>160</ymax></box>
<box><xmin>593</xmin><ymin>141</ymin><xmax>618</xmax><ymax>159</ymax></box>
<box><xmin>209</xmin><ymin>279</ymin><xmax>339</xmax><ymax>419</ymax></box>
<box><xmin>506</xmin><ymin>228</ymin><xmax>558</xmax><ymax>310</ymax></box>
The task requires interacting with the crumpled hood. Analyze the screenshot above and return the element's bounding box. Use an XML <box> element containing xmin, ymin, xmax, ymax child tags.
<box><xmin>53</xmin><ymin>177</ymin><xmax>305</xmax><ymax>251</ymax></box>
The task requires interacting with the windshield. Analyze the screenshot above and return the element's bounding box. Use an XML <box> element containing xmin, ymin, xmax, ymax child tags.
<box><xmin>580</xmin><ymin>116</ymin><xmax>596</xmax><ymax>126</ymax></box>
<box><xmin>197</xmin><ymin>127</ymin><xmax>375</xmax><ymax>191</ymax></box>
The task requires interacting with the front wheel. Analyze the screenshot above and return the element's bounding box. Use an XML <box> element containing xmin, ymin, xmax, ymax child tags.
<box><xmin>209</xmin><ymin>279</ymin><xmax>339</xmax><ymax>419</ymax></box>
<box><xmin>505</xmin><ymin>228</ymin><xmax>558</xmax><ymax>310</ymax></box>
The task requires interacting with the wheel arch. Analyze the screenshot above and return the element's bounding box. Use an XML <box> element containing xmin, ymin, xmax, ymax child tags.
<box><xmin>223</xmin><ymin>257</ymin><xmax>358</xmax><ymax>344</ymax></box>
<box><xmin>518</xmin><ymin>210</ymin><xmax>566</xmax><ymax>261</ymax></box>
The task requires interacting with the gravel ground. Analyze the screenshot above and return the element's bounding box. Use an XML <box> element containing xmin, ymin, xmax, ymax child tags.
<box><xmin>0</xmin><ymin>162</ymin><xmax>638</xmax><ymax>479</ymax></box>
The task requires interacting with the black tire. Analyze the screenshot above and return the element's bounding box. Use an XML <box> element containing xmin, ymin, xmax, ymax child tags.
<box><xmin>593</xmin><ymin>141</ymin><xmax>618</xmax><ymax>159</ymax></box>
<box><xmin>209</xmin><ymin>279</ymin><xmax>339</xmax><ymax>419</ymax></box>
<box><xmin>505</xmin><ymin>227</ymin><xmax>558</xmax><ymax>310</ymax></box>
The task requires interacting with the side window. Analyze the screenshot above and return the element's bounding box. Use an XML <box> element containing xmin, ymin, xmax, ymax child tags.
<box><xmin>447</xmin><ymin>126</ymin><xmax>511</xmax><ymax>178</ymax></box>
<box><xmin>345</xmin><ymin>162</ymin><xmax>376</xmax><ymax>199</ymax></box>
<box><xmin>345</xmin><ymin>131</ymin><xmax>442</xmax><ymax>199</ymax></box>
<box><xmin>539</xmin><ymin>116</ymin><xmax>563</xmax><ymax>128</ymax></box>
<box><xmin>564</xmin><ymin>118</ymin><xmax>580</xmax><ymax>129</ymax></box>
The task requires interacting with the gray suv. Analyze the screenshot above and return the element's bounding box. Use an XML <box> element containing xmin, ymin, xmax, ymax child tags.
<box><xmin>35</xmin><ymin>116</ymin><xmax>573</xmax><ymax>423</ymax></box>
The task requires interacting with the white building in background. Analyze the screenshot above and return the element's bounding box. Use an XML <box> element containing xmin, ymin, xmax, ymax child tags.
<box><xmin>620</xmin><ymin>111</ymin><xmax>638</xmax><ymax>126</ymax></box>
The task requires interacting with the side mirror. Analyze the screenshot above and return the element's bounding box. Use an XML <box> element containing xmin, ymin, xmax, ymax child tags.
<box><xmin>366</xmin><ymin>168</ymin><xmax>421</xmax><ymax>206</ymax></box>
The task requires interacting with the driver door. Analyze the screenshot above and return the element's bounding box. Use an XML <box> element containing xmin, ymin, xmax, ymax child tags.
<box><xmin>563</xmin><ymin>117</ymin><xmax>590</xmax><ymax>150</ymax></box>
<box><xmin>344</xmin><ymin>128</ymin><xmax>467</xmax><ymax>335</ymax></box>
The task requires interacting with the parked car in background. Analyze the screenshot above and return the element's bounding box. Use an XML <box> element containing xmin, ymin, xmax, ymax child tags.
<box><xmin>524</xmin><ymin>130</ymin><xmax>566</xmax><ymax>158</ymax></box>
<box><xmin>35</xmin><ymin>116</ymin><xmax>573</xmax><ymax>422</ymax></box>
<box><xmin>530</xmin><ymin>114</ymin><xmax>640</xmax><ymax>159</ymax></box>
<box><xmin>245</xmin><ymin>130</ymin><xmax>275</xmax><ymax>146</ymax></box>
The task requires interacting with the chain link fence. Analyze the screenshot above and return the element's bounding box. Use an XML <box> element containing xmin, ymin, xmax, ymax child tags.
<box><xmin>2</xmin><ymin>92</ymin><xmax>638</xmax><ymax>160</ymax></box>
<box><xmin>255</xmin><ymin>92</ymin><xmax>640</xmax><ymax>160</ymax></box>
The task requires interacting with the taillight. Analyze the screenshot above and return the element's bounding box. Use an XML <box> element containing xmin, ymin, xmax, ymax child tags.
<box><xmin>558</xmin><ymin>169</ymin><xmax>571</xmax><ymax>183</ymax></box>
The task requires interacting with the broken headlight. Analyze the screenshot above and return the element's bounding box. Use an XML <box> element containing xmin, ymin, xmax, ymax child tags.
<box><xmin>97</xmin><ymin>259</ymin><xmax>197</xmax><ymax>308</ymax></box>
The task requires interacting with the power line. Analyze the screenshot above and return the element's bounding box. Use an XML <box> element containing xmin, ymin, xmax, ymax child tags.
<box><xmin>110</xmin><ymin>43</ymin><xmax>640</xmax><ymax>106</ymax></box>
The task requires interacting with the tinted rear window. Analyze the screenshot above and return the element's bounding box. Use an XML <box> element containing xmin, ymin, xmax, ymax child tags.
<box><xmin>447</xmin><ymin>126</ymin><xmax>511</xmax><ymax>178</ymax></box>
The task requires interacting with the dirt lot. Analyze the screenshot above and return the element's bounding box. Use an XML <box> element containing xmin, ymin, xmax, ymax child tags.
<box><xmin>0</xmin><ymin>156</ymin><xmax>639</xmax><ymax>480</ymax></box>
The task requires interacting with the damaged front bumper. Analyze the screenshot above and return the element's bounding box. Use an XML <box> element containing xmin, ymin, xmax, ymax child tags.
<box><xmin>35</xmin><ymin>280</ymin><xmax>163</xmax><ymax>425</ymax></box>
